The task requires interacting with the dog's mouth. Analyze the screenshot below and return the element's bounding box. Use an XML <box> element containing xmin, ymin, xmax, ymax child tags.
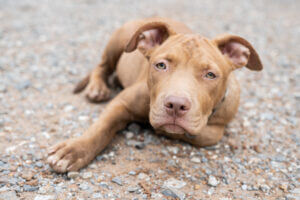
<box><xmin>150</xmin><ymin>109</ymin><xmax>209</xmax><ymax>138</ymax></box>
<box><xmin>159</xmin><ymin>123</ymin><xmax>197</xmax><ymax>139</ymax></box>
<box><xmin>161</xmin><ymin>123</ymin><xmax>186</xmax><ymax>134</ymax></box>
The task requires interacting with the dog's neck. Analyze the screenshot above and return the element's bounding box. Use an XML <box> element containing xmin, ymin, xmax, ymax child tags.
<box><xmin>209</xmin><ymin>89</ymin><xmax>227</xmax><ymax>119</ymax></box>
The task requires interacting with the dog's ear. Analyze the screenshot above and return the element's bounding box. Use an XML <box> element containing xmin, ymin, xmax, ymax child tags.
<box><xmin>214</xmin><ymin>34</ymin><xmax>263</xmax><ymax>71</ymax></box>
<box><xmin>125</xmin><ymin>22</ymin><xmax>175</xmax><ymax>57</ymax></box>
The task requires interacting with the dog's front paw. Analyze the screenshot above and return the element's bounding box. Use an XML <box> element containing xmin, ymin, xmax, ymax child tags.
<box><xmin>47</xmin><ymin>138</ymin><xmax>94</xmax><ymax>173</ymax></box>
<box><xmin>85</xmin><ymin>80</ymin><xmax>111</xmax><ymax>102</ymax></box>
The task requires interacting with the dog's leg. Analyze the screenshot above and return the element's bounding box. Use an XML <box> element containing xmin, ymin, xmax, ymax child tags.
<box><xmin>74</xmin><ymin>25</ymin><xmax>136</xmax><ymax>102</ymax></box>
<box><xmin>48</xmin><ymin>83</ymin><xmax>149</xmax><ymax>173</ymax></box>
<box><xmin>182</xmin><ymin>125</ymin><xmax>225</xmax><ymax>147</ymax></box>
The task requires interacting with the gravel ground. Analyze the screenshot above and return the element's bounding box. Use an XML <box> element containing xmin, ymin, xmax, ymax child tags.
<box><xmin>0</xmin><ymin>0</ymin><xmax>299</xmax><ymax>199</ymax></box>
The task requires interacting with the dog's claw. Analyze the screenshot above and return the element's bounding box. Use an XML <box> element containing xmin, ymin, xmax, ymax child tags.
<box><xmin>55</xmin><ymin>159</ymin><xmax>69</xmax><ymax>173</ymax></box>
<box><xmin>47</xmin><ymin>155</ymin><xmax>58</xmax><ymax>166</ymax></box>
<box><xmin>47</xmin><ymin>147</ymin><xmax>56</xmax><ymax>155</ymax></box>
<box><xmin>47</xmin><ymin>139</ymin><xmax>93</xmax><ymax>173</ymax></box>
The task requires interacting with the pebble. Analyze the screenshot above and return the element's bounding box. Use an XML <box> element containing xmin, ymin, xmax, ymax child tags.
<box><xmin>111</xmin><ymin>177</ymin><xmax>123</xmax><ymax>186</ymax></box>
<box><xmin>194</xmin><ymin>184</ymin><xmax>201</xmax><ymax>190</ymax></box>
<box><xmin>241</xmin><ymin>184</ymin><xmax>248</xmax><ymax>190</ymax></box>
<box><xmin>259</xmin><ymin>184</ymin><xmax>270</xmax><ymax>193</ymax></box>
<box><xmin>92</xmin><ymin>193</ymin><xmax>103</xmax><ymax>199</ymax></box>
<box><xmin>99</xmin><ymin>182</ymin><xmax>110</xmax><ymax>189</ymax></box>
<box><xmin>0</xmin><ymin>191</ymin><xmax>19</xmax><ymax>200</ymax></box>
<box><xmin>23</xmin><ymin>184</ymin><xmax>39</xmax><ymax>192</ymax></box>
<box><xmin>82</xmin><ymin>172</ymin><xmax>93</xmax><ymax>179</ymax></box>
<box><xmin>125</xmin><ymin>131</ymin><xmax>134</xmax><ymax>139</ymax></box>
<box><xmin>0</xmin><ymin>186</ymin><xmax>9</xmax><ymax>192</ymax></box>
<box><xmin>0</xmin><ymin>177</ymin><xmax>9</xmax><ymax>185</ymax></box>
<box><xmin>207</xmin><ymin>187</ymin><xmax>215</xmax><ymax>195</ymax></box>
<box><xmin>0</xmin><ymin>119</ymin><xmax>4</xmax><ymax>127</ymax></box>
<box><xmin>16</xmin><ymin>80</ymin><xmax>31</xmax><ymax>90</ymax></box>
<box><xmin>151</xmin><ymin>193</ymin><xmax>163</xmax><ymax>198</ymax></box>
<box><xmin>127</xmin><ymin>123</ymin><xmax>141</xmax><ymax>134</ymax></box>
<box><xmin>38</xmin><ymin>187</ymin><xmax>48</xmax><ymax>194</ymax></box>
<box><xmin>67</xmin><ymin>171</ymin><xmax>79</xmax><ymax>179</ymax></box>
<box><xmin>161</xmin><ymin>188</ymin><xmax>185</xmax><ymax>200</ymax></box>
<box><xmin>191</xmin><ymin>157</ymin><xmax>201</xmax><ymax>163</ymax></box>
<box><xmin>35</xmin><ymin>161</ymin><xmax>43</xmax><ymax>168</ymax></box>
<box><xmin>278</xmin><ymin>183</ymin><xmax>288</xmax><ymax>192</ymax></box>
<box><xmin>127</xmin><ymin>186</ymin><xmax>139</xmax><ymax>193</ymax></box>
<box><xmin>207</xmin><ymin>175</ymin><xmax>219</xmax><ymax>187</ymax></box>
<box><xmin>260</xmin><ymin>112</ymin><xmax>274</xmax><ymax>120</ymax></box>
<box><xmin>96</xmin><ymin>154</ymin><xmax>108</xmax><ymax>161</ymax></box>
<box><xmin>78</xmin><ymin>115</ymin><xmax>89</xmax><ymax>121</ymax></box>
<box><xmin>289</xmin><ymin>188</ymin><xmax>300</xmax><ymax>194</ymax></box>
<box><xmin>34</xmin><ymin>195</ymin><xmax>56</xmax><ymax>200</ymax></box>
<box><xmin>161</xmin><ymin>149</ymin><xmax>169</xmax><ymax>156</ymax></box>
<box><xmin>163</xmin><ymin>178</ymin><xmax>186</xmax><ymax>189</ymax></box>
<box><xmin>167</xmin><ymin>146</ymin><xmax>179</xmax><ymax>154</ymax></box>
<box><xmin>204</xmin><ymin>145</ymin><xmax>217</xmax><ymax>150</ymax></box>
<box><xmin>79</xmin><ymin>183</ymin><xmax>89</xmax><ymax>190</ymax></box>
<box><xmin>64</xmin><ymin>105</ymin><xmax>74</xmax><ymax>112</ymax></box>
<box><xmin>0</xmin><ymin>85</ymin><xmax>6</xmax><ymax>93</ymax></box>
<box><xmin>21</xmin><ymin>171</ymin><xmax>34</xmax><ymax>181</ymax></box>
<box><xmin>126</xmin><ymin>140</ymin><xmax>145</xmax><ymax>149</ymax></box>
<box><xmin>128</xmin><ymin>171</ymin><xmax>136</xmax><ymax>175</ymax></box>
<box><xmin>137</xmin><ymin>173</ymin><xmax>150</xmax><ymax>181</ymax></box>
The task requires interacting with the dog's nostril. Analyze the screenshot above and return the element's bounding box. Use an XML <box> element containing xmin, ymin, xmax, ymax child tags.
<box><xmin>180</xmin><ymin>105</ymin><xmax>185</xmax><ymax>110</ymax></box>
<box><xmin>165</xmin><ymin>102</ymin><xmax>173</xmax><ymax>109</ymax></box>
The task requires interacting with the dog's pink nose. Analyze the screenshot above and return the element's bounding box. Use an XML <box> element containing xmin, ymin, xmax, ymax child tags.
<box><xmin>164</xmin><ymin>96</ymin><xmax>191</xmax><ymax>117</ymax></box>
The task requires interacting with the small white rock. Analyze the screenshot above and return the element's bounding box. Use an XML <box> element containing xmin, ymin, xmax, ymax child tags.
<box><xmin>241</xmin><ymin>184</ymin><xmax>248</xmax><ymax>190</ymax></box>
<box><xmin>41</xmin><ymin>132</ymin><xmax>50</xmax><ymax>139</ymax></box>
<box><xmin>137</xmin><ymin>173</ymin><xmax>150</xmax><ymax>181</ymax></box>
<box><xmin>125</xmin><ymin>131</ymin><xmax>134</xmax><ymax>139</ymax></box>
<box><xmin>34</xmin><ymin>195</ymin><xmax>55</xmax><ymax>200</ymax></box>
<box><xmin>191</xmin><ymin>157</ymin><xmax>201</xmax><ymax>163</ymax></box>
<box><xmin>207</xmin><ymin>187</ymin><xmax>215</xmax><ymax>195</ymax></box>
<box><xmin>78</xmin><ymin>115</ymin><xmax>89</xmax><ymax>121</ymax></box>
<box><xmin>82</xmin><ymin>172</ymin><xmax>93</xmax><ymax>179</ymax></box>
<box><xmin>207</xmin><ymin>175</ymin><xmax>219</xmax><ymax>187</ymax></box>
<box><xmin>64</xmin><ymin>105</ymin><xmax>74</xmax><ymax>112</ymax></box>
<box><xmin>67</xmin><ymin>171</ymin><xmax>79</xmax><ymax>179</ymax></box>
<box><xmin>163</xmin><ymin>178</ymin><xmax>186</xmax><ymax>189</ymax></box>
<box><xmin>167</xmin><ymin>146</ymin><xmax>179</xmax><ymax>154</ymax></box>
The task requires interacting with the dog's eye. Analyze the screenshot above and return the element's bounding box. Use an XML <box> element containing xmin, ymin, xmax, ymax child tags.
<box><xmin>155</xmin><ymin>62</ymin><xmax>167</xmax><ymax>70</ymax></box>
<box><xmin>205</xmin><ymin>72</ymin><xmax>216</xmax><ymax>79</ymax></box>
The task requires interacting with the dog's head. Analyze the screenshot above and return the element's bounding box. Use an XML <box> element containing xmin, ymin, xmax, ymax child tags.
<box><xmin>125</xmin><ymin>21</ymin><xmax>262</xmax><ymax>137</ymax></box>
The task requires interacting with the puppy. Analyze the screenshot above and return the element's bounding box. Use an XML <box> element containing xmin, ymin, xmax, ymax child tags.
<box><xmin>47</xmin><ymin>17</ymin><xmax>262</xmax><ymax>173</ymax></box>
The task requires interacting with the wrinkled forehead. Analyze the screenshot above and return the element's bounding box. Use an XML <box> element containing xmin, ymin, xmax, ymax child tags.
<box><xmin>151</xmin><ymin>34</ymin><xmax>227</xmax><ymax>69</ymax></box>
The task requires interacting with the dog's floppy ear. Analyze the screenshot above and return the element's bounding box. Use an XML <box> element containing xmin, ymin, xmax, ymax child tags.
<box><xmin>214</xmin><ymin>34</ymin><xmax>263</xmax><ymax>71</ymax></box>
<box><xmin>125</xmin><ymin>22</ymin><xmax>175</xmax><ymax>57</ymax></box>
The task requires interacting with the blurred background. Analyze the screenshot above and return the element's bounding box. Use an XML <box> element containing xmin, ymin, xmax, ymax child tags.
<box><xmin>0</xmin><ymin>0</ymin><xmax>299</xmax><ymax>199</ymax></box>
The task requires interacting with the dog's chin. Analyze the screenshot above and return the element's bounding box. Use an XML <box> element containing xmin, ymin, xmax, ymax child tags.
<box><xmin>158</xmin><ymin>124</ymin><xmax>197</xmax><ymax>139</ymax></box>
<box><xmin>153</xmin><ymin>119</ymin><xmax>208</xmax><ymax>138</ymax></box>
<box><xmin>161</xmin><ymin>124</ymin><xmax>186</xmax><ymax>134</ymax></box>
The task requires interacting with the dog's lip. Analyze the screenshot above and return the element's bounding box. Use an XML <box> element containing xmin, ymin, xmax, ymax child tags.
<box><xmin>160</xmin><ymin>124</ymin><xmax>197</xmax><ymax>139</ymax></box>
<box><xmin>159</xmin><ymin>123</ymin><xmax>187</xmax><ymax>134</ymax></box>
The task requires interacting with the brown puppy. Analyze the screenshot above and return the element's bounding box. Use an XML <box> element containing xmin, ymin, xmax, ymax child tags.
<box><xmin>47</xmin><ymin>18</ymin><xmax>262</xmax><ymax>173</ymax></box>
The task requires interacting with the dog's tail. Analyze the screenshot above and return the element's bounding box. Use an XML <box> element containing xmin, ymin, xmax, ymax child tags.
<box><xmin>73</xmin><ymin>74</ymin><xmax>90</xmax><ymax>94</ymax></box>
